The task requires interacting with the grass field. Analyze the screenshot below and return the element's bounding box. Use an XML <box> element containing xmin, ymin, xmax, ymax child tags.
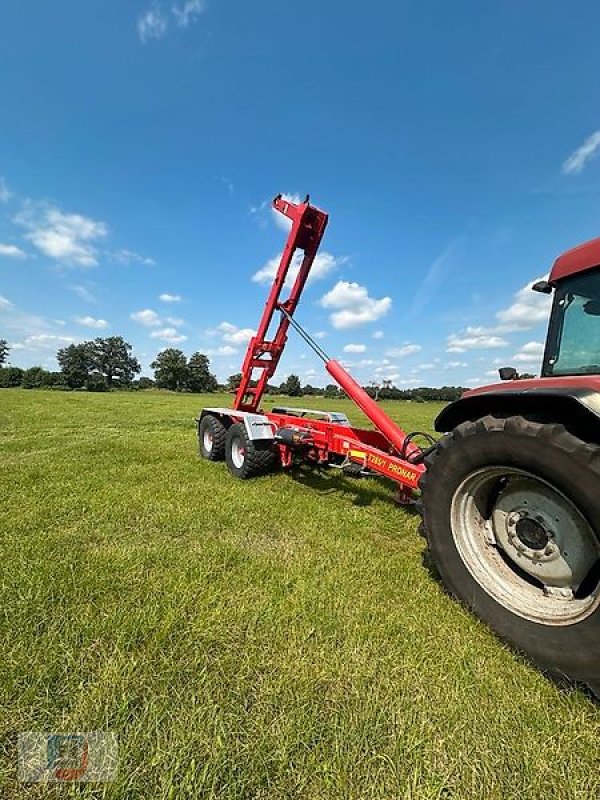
<box><xmin>1</xmin><ymin>389</ymin><xmax>599</xmax><ymax>799</ymax></box>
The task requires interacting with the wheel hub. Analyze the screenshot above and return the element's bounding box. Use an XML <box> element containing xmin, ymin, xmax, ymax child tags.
<box><xmin>451</xmin><ymin>467</ymin><xmax>600</xmax><ymax>625</ymax></box>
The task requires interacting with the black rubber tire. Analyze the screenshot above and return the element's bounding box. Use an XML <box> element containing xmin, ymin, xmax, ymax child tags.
<box><xmin>225</xmin><ymin>422</ymin><xmax>277</xmax><ymax>479</ymax></box>
<box><xmin>420</xmin><ymin>414</ymin><xmax>600</xmax><ymax>695</ymax></box>
<box><xmin>198</xmin><ymin>414</ymin><xmax>227</xmax><ymax>461</ymax></box>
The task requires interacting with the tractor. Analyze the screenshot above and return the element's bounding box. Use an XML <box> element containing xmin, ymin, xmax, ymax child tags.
<box><xmin>198</xmin><ymin>195</ymin><xmax>600</xmax><ymax>696</ymax></box>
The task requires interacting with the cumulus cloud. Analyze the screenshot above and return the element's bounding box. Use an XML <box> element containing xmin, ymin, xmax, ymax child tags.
<box><xmin>447</xmin><ymin>327</ymin><xmax>509</xmax><ymax>353</ymax></box>
<box><xmin>15</xmin><ymin>204</ymin><xmax>107</xmax><ymax>267</ymax></box>
<box><xmin>75</xmin><ymin>315</ymin><xmax>108</xmax><ymax>329</ymax></box>
<box><xmin>562</xmin><ymin>130</ymin><xmax>600</xmax><ymax>175</ymax></box>
<box><xmin>252</xmin><ymin>250</ymin><xmax>344</xmax><ymax>287</ymax></box>
<box><xmin>159</xmin><ymin>293</ymin><xmax>182</xmax><ymax>303</ymax></box>
<box><xmin>150</xmin><ymin>327</ymin><xmax>187</xmax><ymax>343</ymax></box>
<box><xmin>172</xmin><ymin>0</ymin><xmax>206</xmax><ymax>26</ymax></box>
<box><xmin>0</xmin><ymin>243</ymin><xmax>26</xmax><ymax>259</ymax></box>
<box><xmin>512</xmin><ymin>340</ymin><xmax>545</xmax><ymax>364</ymax></box>
<box><xmin>217</xmin><ymin>321</ymin><xmax>254</xmax><ymax>344</ymax></box>
<box><xmin>207</xmin><ymin>345</ymin><xmax>237</xmax><ymax>357</ymax></box>
<box><xmin>0</xmin><ymin>295</ymin><xmax>14</xmax><ymax>309</ymax></box>
<box><xmin>343</xmin><ymin>343</ymin><xmax>366</xmax><ymax>353</ymax></box>
<box><xmin>131</xmin><ymin>309</ymin><xmax>161</xmax><ymax>326</ymax></box>
<box><xmin>372</xmin><ymin>330</ymin><xmax>384</xmax><ymax>339</ymax></box>
<box><xmin>495</xmin><ymin>276</ymin><xmax>551</xmax><ymax>331</ymax></box>
<box><xmin>15</xmin><ymin>333</ymin><xmax>76</xmax><ymax>351</ymax></box>
<box><xmin>386</xmin><ymin>344</ymin><xmax>421</xmax><ymax>358</ymax></box>
<box><xmin>445</xmin><ymin>360</ymin><xmax>468</xmax><ymax>369</ymax></box>
<box><xmin>320</xmin><ymin>281</ymin><xmax>392</xmax><ymax>329</ymax></box>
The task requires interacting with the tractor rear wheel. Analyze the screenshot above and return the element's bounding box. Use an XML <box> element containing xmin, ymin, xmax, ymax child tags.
<box><xmin>199</xmin><ymin>414</ymin><xmax>227</xmax><ymax>461</ymax></box>
<box><xmin>420</xmin><ymin>414</ymin><xmax>600</xmax><ymax>695</ymax></box>
<box><xmin>225</xmin><ymin>422</ymin><xmax>277</xmax><ymax>479</ymax></box>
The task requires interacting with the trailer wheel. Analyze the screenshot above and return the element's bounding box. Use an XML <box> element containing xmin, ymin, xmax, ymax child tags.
<box><xmin>225</xmin><ymin>422</ymin><xmax>277</xmax><ymax>479</ymax></box>
<box><xmin>199</xmin><ymin>414</ymin><xmax>227</xmax><ymax>461</ymax></box>
<box><xmin>420</xmin><ymin>415</ymin><xmax>600</xmax><ymax>695</ymax></box>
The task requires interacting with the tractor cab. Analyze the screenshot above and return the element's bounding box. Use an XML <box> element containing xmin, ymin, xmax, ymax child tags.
<box><xmin>542</xmin><ymin>265</ymin><xmax>600</xmax><ymax>378</ymax></box>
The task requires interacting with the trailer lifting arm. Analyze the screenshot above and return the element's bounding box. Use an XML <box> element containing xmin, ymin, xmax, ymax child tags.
<box><xmin>234</xmin><ymin>195</ymin><xmax>329</xmax><ymax>412</ymax></box>
<box><xmin>235</xmin><ymin>194</ymin><xmax>421</xmax><ymax>460</ymax></box>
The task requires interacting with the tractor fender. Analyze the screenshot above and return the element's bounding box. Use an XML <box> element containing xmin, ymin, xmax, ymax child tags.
<box><xmin>435</xmin><ymin>386</ymin><xmax>600</xmax><ymax>445</ymax></box>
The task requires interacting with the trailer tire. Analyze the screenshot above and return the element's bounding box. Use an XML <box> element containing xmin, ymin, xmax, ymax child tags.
<box><xmin>199</xmin><ymin>414</ymin><xmax>227</xmax><ymax>461</ymax></box>
<box><xmin>420</xmin><ymin>414</ymin><xmax>600</xmax><ymax>696</ymax></box>
<box><xmin>225</xmin><ymin>422</ymin><xmax>277</xmax><ymax>479</ymax></box>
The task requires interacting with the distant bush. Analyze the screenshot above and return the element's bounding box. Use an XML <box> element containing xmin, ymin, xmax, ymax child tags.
<box><xmin>0</xmin><ymin>366</ymin><xmax>25</xmax><ymax>388</ymax></box>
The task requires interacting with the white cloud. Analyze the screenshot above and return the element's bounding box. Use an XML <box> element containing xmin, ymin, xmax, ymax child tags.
<box><xmin>495</xmin><ymin>277</ymin><xmax>551</xmax><ymax>331</ymax></box>
<box><xmin>0</xmin><ymin>243</ymin><xmax>26</xmax><ymax>259</ymax></box>
<box><xmin>138</xmin><ymin>0</ymin><xmax>206</xmax><ymax>42</ymax></box>
<box><xmin>109</xmin><ymin>249</ymin><xmax>155</xmax><ymax>266</ymax></box>
<box><xmin>386</xmin><ymin>343</ymin><xmax>421</xmax><ymax>358</ymax></box>
<box><xmin>217</xmin><ymin>321</ymin><xmax>254</xmax><ymax>344</ymax></box>
<box><xmin>70</xmin><ymin>285</ymin><xmax>96</xmax><ymax>303</ymax></box>
<box><xmin>150</xmin><ymin>327</ymin><xmax>187</xmax><ymax>343</ymax></box>
<box><xmin>75</xmin><ymin>315</ymin><xmax>108</xmax><ymax>329</ymax></box>
<box><xmin>0</xmin><ymin>295</ymin><xmax>13</xmax><ymax>309</ymax></box>
<box><xmin>372</xmin><ymin>330</ymin><xmax>384</xmax><ymax>339</ymax></box>
<box><xmin>16</xmin><ymin>333</ymin><xmax>76</xmax><ymax>351</ymax></box>
<box><xmin>447</xmin><ymin>327</ymin><xmax>509</xmax><ymax>353</ymax></box>
<box><xmin>252</xmin><ymin>250</ymin><xmax>344</xmax><ymax>287</ymax></box>
<box><xmin>131</xmin><ymin>309</ymin><xmax>161</xmax><ymax>327</ymax></box>
<box><xmin>16</xmin><ymin>204</ymin><xmax>107</xmax><ymax>267</ymax></box>
<box><xmin>0</xmin><ymin>178</ymin><xmax>12</xmax><ymax>204</ymax></box>
<box><xmin>313</xmin><ymin>331</ymin><xmax>327</xmax><ymax>340</ymax></box>
<box><xmin>172</xmin><ymin>0</ymin><xmax>206</xmax><ymax>26</ymax></box>
<box><xmin>562</xmin><ymin>130</ymin><xmax>600</xmax><ymax>175</ymax></box>
<box><xmin>445</xmin><ymin>360</ymin><xmax>468</xmax><ymax>369</ymax></box>
<box><xmin>138</xmin><ymin>4</ymin><xmax>169</xmax><ymax>41</ymax></box>
<box><xmin>343</xmin><ymin>343</ymin><xmax>366</xmax><ymax>353</ymax></box>
<box><xmin>512</xmin><ymin>340</ymin><xmax>545</xmax><ymax>364</ymax></box>
<box><xmin>159</xmin><ymin>293</ymin><xmax>182</xmax><ymax>303</ymax></box>
<box><xmin>207</xmin><ymin>345</ymin><xmax>237</xmax><ymax>357</ymax></box>
<box><xmin>416</xmin><ymin>363</ymin><xmax>435</xmax><ymax>371</ymax></box>
<box><xmin>320</xmin><ymin>280</ymin><xmax>392</xmax><ymax>329</ymax></box>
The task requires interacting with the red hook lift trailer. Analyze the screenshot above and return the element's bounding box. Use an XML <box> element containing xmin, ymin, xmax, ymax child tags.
<box><xmin>198</xmin><ymin>194</ymin><xmax>600</xmax><ymax>697</ymax></box>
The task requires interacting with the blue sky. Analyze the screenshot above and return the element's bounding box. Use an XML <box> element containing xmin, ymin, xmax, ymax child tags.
<box><xmin>2</xmin><ymin>1</ymin><xmax>600</xmax><ymax>388</ymax></box>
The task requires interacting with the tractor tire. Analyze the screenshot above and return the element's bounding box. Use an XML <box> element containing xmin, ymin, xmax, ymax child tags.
<box><xmin>420</xmin><ymin>414</ymin><xmax>600</xmax><ymax>696</ymax></box>
<box><xmin>199</xmin><ymin>414</ymin><xmax>227</xmax><ymax>461</ymax></box>
<box><xmin>225</xmin><ymin>422</ymin><xmax>277</xmax><ymax>479</ymax></box>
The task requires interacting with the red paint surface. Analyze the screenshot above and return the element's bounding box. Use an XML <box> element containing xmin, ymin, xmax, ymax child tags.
<box><xmin>464</xmin><ymin>375</ymin><xmax>600</xmax><ymax>397</ymax></box>
<box><xmin>550</xmin><ymin>236</ymin><xmax>600</xmax><ymax>282</ymax></box>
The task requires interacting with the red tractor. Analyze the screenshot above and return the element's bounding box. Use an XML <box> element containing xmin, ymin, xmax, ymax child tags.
<box><xmin>198</xmin><ymin>196</ymin><xmax>600</xmax><ymax>696</ymax></box>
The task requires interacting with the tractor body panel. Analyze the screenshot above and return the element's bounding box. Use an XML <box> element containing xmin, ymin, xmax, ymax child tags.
<box><xmin>435</xmin><ymin>377</ymin><xmax>600</xmax><ymax>440</ymax></box>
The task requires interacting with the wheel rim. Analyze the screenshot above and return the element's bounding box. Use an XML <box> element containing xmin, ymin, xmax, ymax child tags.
<box><xmin>203</xmin><ymin>429</ymin><xmax>213</xmax><ymax>453</ymax></box>
<box><xmin>451</xmin><ymin>467</ymin><xmax>600</xmax><ymax>625</ymax></box>
<box><xmin>231</xmin><ymin>436</ymin><xmax>245</xmax><ymax>469</ymax></box>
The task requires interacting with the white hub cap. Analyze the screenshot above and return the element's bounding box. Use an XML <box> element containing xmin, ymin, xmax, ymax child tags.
<box><xmin>203</xmin><ymin>430</ymin><xmax>213</xmax><ymax>453</ymax></box>
<box><xmin>451</xmin><ymin>467</ymin><xmax>600</xmax><ymax>625</ymax></box>
<box><xmin>231</xmin><ymin>436</ymin><xmax>245</xmax><ymax>469</ymax></box>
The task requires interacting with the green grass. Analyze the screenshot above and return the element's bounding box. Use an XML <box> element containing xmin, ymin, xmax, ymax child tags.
<box><xmin>1</xmin><ymin>389</ymin><xmax>598</xmax><ymax>799</ymax></box>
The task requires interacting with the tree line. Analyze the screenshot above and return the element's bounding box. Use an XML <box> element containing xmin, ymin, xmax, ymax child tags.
<box><xmin>0</xmin><ymin>337</ymin><xmax>469</xmax><ymax>401</ymax></box>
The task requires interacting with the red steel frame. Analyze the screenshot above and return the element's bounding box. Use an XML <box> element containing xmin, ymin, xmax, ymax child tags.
<box><xmin>232</xmin><ymin>195</ymin><xmax>427</xmax><ymax>500</ymax></box>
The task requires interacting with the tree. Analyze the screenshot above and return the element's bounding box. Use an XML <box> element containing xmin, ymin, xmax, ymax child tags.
<box><xmin>0</xmin><ymin>366</ymin><xmax>24</xmax><ymax>387</ymax></box>
<box><xmin>91</xmin><ymin>336</ymin><xmax>140</xmax><ymax>387</ymax></box>
<box><xmin>22</xmin><ymin>366</ymin><xmax>48</xmax><ymax>389</ymax></box>
<box><xmin>151</xmin><ymin>348</ymin><xmax>189</xmax><ymax>391</ymax></box>
<box><xmin>280</xmin><ymin>374</ymin><xmax>302</xmax><ymax>396</ymax></box>
<box><xmin>187</xmin><ymin>352</ymin><xmax>218</xmax><ymax>393</ymax></box>
<box><xmin>0</xmin><ymin>339</ymin><xmax>9</xmax><ymax>366</ymax></box>
<box><xmin>226</xmin><ymin>373</ymin><xmax>242</xmax><ymax>392</ymax></box>
<box><xmin>324</xmin><ymin>384</ymin><xmax>340</xmax><ymax>399</ymax></box>
<box><xmin>57</xmin><ymin>342</ymin><xmax>94</xmax><ymax>388</ymax></box>
<box><xmin>137</xmin><ymin>377</ymin><xmax>154</xmax><ymax>389</ymax></box>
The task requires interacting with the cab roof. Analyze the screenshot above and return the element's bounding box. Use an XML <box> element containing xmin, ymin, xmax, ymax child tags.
<box><xmin>550</xmin><ymin>236</ymin><xmax>600</xmax><ymax>283</ymax></box>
